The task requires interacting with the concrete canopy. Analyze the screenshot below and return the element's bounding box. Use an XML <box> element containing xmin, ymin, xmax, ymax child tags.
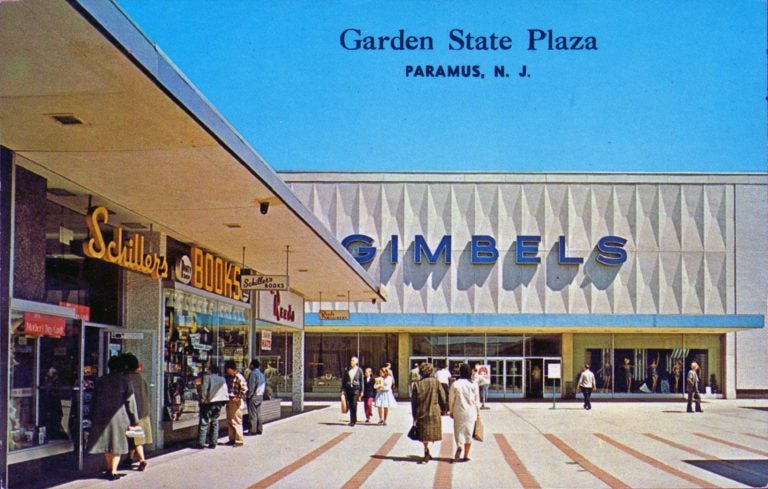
<box><xmin>0</xmin><ymin>0</ymin><xmax>383</xmax><ymax>303</ymax></box>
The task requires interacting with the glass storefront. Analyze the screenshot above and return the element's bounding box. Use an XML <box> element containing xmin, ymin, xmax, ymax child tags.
<box><xmin>162</xmin><ymin>288</ymin><xmax>251</xmax><ymax>428</ymax></box>
<box><xmin>254</xmin><ymin>331</ymin><xmax>293</xmax><ymax>396</ymax></box>
<box><xmin>304</xmin><ymin>333</ymin><xmax>398</xmax><ymax>394</ymax></box>
<box><xmin>410</xmin><ymin>333</ymin><xmax>562</xmax><ymax>399</ymax></box>
<box><xmin>574</xmin><ymin>333</ymin><xmax>723</xmax><ymax>397</ymax></box>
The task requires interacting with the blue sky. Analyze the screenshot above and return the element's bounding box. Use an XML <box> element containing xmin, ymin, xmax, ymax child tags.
<box><xmin>118</xmin><ymin>1</ymin><xmax>766</xmax><ymax>173</ymax></box>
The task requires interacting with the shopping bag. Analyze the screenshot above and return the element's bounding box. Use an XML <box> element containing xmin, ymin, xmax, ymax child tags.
<box><xmin>340</xmin><ymin>392</ymin><xmax>348</xmax><ymax>414</ymax></box>
<box><xmin>407</xmin><ymin>424</ymin><xmax>419</xmax><ymax>441</ymax></box>
<box><xmin>472</xmin><ymin>417</ymin><xmax>484</xmax><ymax>442</ymax></box>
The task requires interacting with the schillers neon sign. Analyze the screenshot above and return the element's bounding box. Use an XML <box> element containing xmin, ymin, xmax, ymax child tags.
<box><xmin>83</xmin><ymin>206</ymin><xmax>169</xmax><ymax>279</ymax></box>
<box><xmin>342</xmin><ymin>234</ymin><xmax>628</xmax><ymax>266</ymax></box>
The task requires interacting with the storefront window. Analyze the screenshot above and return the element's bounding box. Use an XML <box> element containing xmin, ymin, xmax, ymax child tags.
<box><xmin>526</xmin><ymin>334</ymin><xmax>562</xmax><ymax>356</ymax></box>
<box><xmin>486</xmin><ymin>335</ymin><xmax>524</xmax><ymax>356</ymax></box>
<box><xmin>412</xmin><ymin>334</ymin><xmax>447</xmax><ymax>357</ymax></box>
<box><xmin>576</xmin><ymin>334</ymin><xmax>721</xmax><ymax>396</ymax></box>
<box><xmin>304</xmin><ymin>333</ymin><xmax>399</xmax><ymax>394</ymax></box>
<box><xmin>9</xmin><ymin>310</ymin><xmax>78</xmax><ymax>452</ymax></box>
<box><xmin>163</xmin><ymin>289</ymin><xmax>250</xmax><ymax>426</ymax></box>
<box><xmin>257</xmin><ymin>331</ymin><xmax>293</xmax><ymax>396</ymax></box>
<box><xmin>447</xmin><ymin>334</ymin><xmax>484</xmax><ymax>357</ymax></box>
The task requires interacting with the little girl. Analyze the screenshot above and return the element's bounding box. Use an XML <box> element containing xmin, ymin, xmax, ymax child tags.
<box><xmin>374</xmin><ymin>366</ymin><xmax>397</xmax><ymax>425</ymax></box>
<box><xmin>362</xmin><ymin>367</ymin><xmax>376</xmax><ymax>423</ymax></box>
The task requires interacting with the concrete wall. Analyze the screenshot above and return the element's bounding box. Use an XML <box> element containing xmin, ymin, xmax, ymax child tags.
<box><xmin>734</xmin><ymin>184</ymin><xmax>768</xmax><ymax>390</ymax></box>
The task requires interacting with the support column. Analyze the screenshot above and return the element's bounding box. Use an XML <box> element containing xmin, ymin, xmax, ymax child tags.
<box><xmin>725</xmin><ymin>332</ymin><xmax>736</xmax><ymax>399</ymax></box>
<box><xmin>397</xmin><ymin>333</ymin><xmax>410</xmax><ymax>397</ymax></box>
<box><xmin>0</xmin><ymin>147</ymin><xmax>13</xmax><ymax>489</ymax></box>
<box><xmin>561</xmin><ymin>333</ymin><xmax>574</xmax><ymax>397</ymax></box>
<box><xmin>292</xmin><ymin>330</ymin><xmax>305</xmax><ymax>413</ymax></box>
<box><xmin>123</xmin><ymin>231</ymin><xmax>165</xmax><ymax>448</ymax></box>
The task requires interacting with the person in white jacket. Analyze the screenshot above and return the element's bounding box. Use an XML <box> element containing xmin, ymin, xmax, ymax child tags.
<box><xmin>578</xmin><ymin>364</ymin><xmax>596</xmax><ymax>410</ymax></box>
<box><xmin>449</xmin><ymin>363</ymin><xmax>480</xmax><ymax>462</ymax></box>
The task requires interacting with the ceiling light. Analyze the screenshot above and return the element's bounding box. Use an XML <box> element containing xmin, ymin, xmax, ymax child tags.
<box><xmin>297</xmin><ymin>269</ymin><xmax>309</xmax><ymax>273</ymax></box>
<box><xmin>47</xmin><ymin>188</ymin><xmax>77</xmax><ymax>197</ymax></box>
<box><xmin>224</xmin><ymin>223</ymin><xmax>242</xmax><ymax>229</ymax></box>
<box><xmin>50</xmin><ymin>114</ymin><xmax>83</xmax><ymax>125</ymax></box>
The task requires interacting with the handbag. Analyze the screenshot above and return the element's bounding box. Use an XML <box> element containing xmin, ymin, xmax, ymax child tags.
<box><xmin>473</xmin><ymin>416</ymin><xmax>484</xmax><ymax>442</ymax></box>
<box><xmin>407</xmin><ymin>424</ymin><xmax>419</xmax><ymax>441</ymax></box>
<box><xmin>340</xmin><ymin>392</ymin><xmax>348</xmax><ymax>414</ymax></box>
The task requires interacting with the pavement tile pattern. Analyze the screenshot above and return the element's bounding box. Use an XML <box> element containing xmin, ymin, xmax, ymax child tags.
<box><xmin>49</xmin><ymin>400</ymin><xmax>768</xmax><ymax>489</ymax></box>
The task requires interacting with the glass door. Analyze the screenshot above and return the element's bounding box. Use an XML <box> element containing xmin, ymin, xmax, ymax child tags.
<box><xmin>504</xmin><ymin>359</ymin><xmax>524</xmax><ymax>398</ymax></box>
<box><xmin>526</xmin><ymin>358</ymin><xmax>544</xmax><ymax>398</ymax></box>
<box><xmin>78</xmin><ymin>325</ymin><xmax>156</xmax><ymax>470</ymax></box>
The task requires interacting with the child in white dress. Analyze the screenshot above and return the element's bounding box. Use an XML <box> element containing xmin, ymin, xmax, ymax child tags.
<box><xmin>374</xmin><ymin>367</ymin><xmax>397</xmax><ymax>425</ymax></box>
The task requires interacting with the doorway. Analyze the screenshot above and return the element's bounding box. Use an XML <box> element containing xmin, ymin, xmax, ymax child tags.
<box><xmin>76</xmin><ymin>324</ymin><xmax>156</xmax><ymax>470</ymax></box>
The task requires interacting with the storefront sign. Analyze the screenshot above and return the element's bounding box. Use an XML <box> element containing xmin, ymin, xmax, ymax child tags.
<box><xmin>257</xmin><ymin>290</ymin><xmax>304</xmax><ymax>328</ymax></box>
<box><xmin>23</xmin><ymin>312</ymin><xmax>66</xmax><ymax>337</ymax></box>
<box><xmin>241</xmin><ymin>274</ymin><xmax>289</xmax><ymax>291</ymax></box>
<box><xmin>261</xmin><ymin>330</ymin><xmax>272</xmax><ymax>351</ymax></box>
<box><xmin>112</xmin><ymin>332</ymin><xmax>145</xmax><ymax>340</ymax></box>
<box><xmin>547</xmin><ymin>363</ymin><xmax>561</xmax><ymax>379</ymax></box>
<box><xmin>83</xmin><ymin>206</ymin><xmax>169</xmax><ymax>279</ymax></box>
<box><xmin>59</xmin><ymin>302</ymin><xmax>90</xmax><ymax>321</ymax></box>
<box><xmin>177</xmin><ymin>247</ymin><xmax>246</xmax><ymax>302</ymax></box>
<box><xmin>342</xmin><ymin>233</ymin><xmax>628</xmax><ymax>266</ymax></box>
<box><xmin>319</xmin><ymin>309</ymin><xmax>350</xmax><ymax>320</ymax></box>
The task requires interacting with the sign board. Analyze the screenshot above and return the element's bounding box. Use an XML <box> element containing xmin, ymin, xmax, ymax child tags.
<box><xmin>59</xmin><ymin>302</ymin><xmax>90</xmax><ymax>321</ymax></box>
<box><xmin>475</xmin><ymin>364</ymin><xmax>491</xmax><ymax>385</ymax></box>
<box><xmin>242</xmin><ymin>274</ymin><xmax>289</xmax><ymax>291</ymax></box>
<box><xmin>257</xmin><ymin>290</ymin><xmax>304</xmax><ymax>329</ymax></box>
<box><xmin>23</xmin><ymin>312</ymin><xmax>66</xmax><ymax>337</ymax></box>
<box><xmin>319</xmin><ymin>309</ymin><xmax>350</xmax><ymax>321</ymax></box>
<box><xmin>546</xmin><ymin>363</ymin><xmax>561</xmax><ymax>380</ymax></box>
<box><xmin>261</xmin><ymin>330</ymin><xmax>272</xmax><ymax>351</ymax></box>
<box><xmin>111</xmin><ymin>332</ymin><xmax>145</xmax><ymax>340</ymax></box>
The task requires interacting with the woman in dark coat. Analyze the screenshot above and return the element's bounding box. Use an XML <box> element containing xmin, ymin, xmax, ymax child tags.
<box><xmin>411</xmin><ymin>362</ymin><xmax>447</xmax><ymax>462</ymax></box>
<box><xmin>86</xmin><ymin>355</ymin><xmax>139</xmax><ymax>481</ymax></box>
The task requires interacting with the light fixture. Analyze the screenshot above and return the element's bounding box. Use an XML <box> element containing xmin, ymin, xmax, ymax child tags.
<box><xmin>50</xmin><ymin>114</ymin><xmax>83</xmax><ymax>125</ymax></box>
<box><xmin>224</xmin><ymin>223</ymin><xmax>242</xmax><ymax>229</ymax></box>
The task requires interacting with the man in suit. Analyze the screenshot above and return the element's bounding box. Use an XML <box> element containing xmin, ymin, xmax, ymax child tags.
<box><xmin>341</xmin><ymin>356</ymin><xmax>364</xmax><ymax>426</ymax></box>
<box><xmin>246</xmin><ymin>359</ymin><xmax>266</xmax><ymax>435</ymax></box>
<box><xmin>686</xmin><ymin>361</ymin><xmax>703</xmax><ymax>413</ymax></box>
<box><xmin>197</xmin><ymin>365</ymin><xmax>230</xmax><ymax>448</ymax></box>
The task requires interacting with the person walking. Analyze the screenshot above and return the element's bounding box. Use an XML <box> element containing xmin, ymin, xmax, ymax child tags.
<box><xmin>411</xmin><ymin>362</ymin><xmax>448</xmax><ymax>463</ymax></box>
<box><xmin>435</xmin><ymin>364</ymin><xmax>452</xmax><ymax>402</ymax></box>
<box><xmin>578</xmin><ymin>363</ymin><xmax>596</xmax><ymax>410</ymax></box>
<box><xmin>449</xmin><ymin>363</ymin><xmax>479</xmax><ymax>462</ymax></box>
<box><xmin>341</xmin><ymin>356</ymin><xmax>364</xmax><ymax>426</ymax></box>
<box><xmin>686</xmin><ymin>361</ymin><xmax>703</xmax><ymax>413</ymax></box>
<box><xmin>224</xmin><ymin>360</ymin><xmax>248</xmax><ymax>446</ymax></box>
<box><xmin>410</xmin><ymin>361</ymin><xmax>421</xmax><ymax>383</ymax></box>
<box><xmin>374</xmin><ymin>366</ymin><xmax>397</xmax><ymax>425</ymax></box>
<box><xmin>246</xmin><ymin>359</ymin><xmax>266</xmax><ymax>436</ymax></box>
<box><xmin>197</xmin><ymin>365</ymin><xmax>229</xmax><ymax>448</ymax></box>
<box><xmin>362</xmin><ymin>367</ymin><xmax>376</xmax><ymax>423</ymax></box>
<box><xmin>122</xmin><ymin>354</ymin><xmax>152</xmax><ymax>471</ymax></box>
<box><xmin>86</xmin><ymin>355</ymin><xmax>140</xmax><ymax>481</ymax></box>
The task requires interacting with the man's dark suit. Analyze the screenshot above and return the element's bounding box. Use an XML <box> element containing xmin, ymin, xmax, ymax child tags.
<box><xmin>341</xmin><ymin>366</ymin><xmax>364</xmax><ymax>425</ymax></box>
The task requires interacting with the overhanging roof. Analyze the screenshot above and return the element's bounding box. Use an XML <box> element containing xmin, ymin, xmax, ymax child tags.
<box><xmin>0</xmin><ymin>0</ymin><xmax>383</xmax><ymax>303</ymax></box>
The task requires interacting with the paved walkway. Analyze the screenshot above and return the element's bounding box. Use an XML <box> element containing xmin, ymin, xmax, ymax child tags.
<box><xmin>52</xmin><ymin>399</ymin><xmax>768</xmax><ymax>489</ymax></box>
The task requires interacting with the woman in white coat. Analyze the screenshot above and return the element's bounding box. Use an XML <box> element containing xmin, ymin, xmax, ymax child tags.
<box><xmin>449</xmin><ymin>363</ymin><xmax>480</xmax><ymax>462</ymax></box>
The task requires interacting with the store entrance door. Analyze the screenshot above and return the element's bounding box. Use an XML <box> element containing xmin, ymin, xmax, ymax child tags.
<box><xmin>77</xmin><ymin>324</ymin><xmax>156</xmax><ymax>471</ymax></box>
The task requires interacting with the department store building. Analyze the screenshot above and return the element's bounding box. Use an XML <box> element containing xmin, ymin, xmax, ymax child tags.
<box><xmin>281</xmin><ymin>173</ymin><xmax>767</xmax><ymax>400</ymax></box>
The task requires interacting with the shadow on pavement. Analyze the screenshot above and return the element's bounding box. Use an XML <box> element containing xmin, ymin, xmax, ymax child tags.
<box><xmin>685</xmin><ymin>459</ymin><xmax>768</xmax><ymax>488</ymax></box>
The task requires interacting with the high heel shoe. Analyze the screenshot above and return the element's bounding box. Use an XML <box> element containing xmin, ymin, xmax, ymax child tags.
<box><xmin>454</xmin><ymin>447</ymin><xmax>462</xmax><ymax>461</ymax></box>
<box><xmin>423</xmin><ymin>449</ymin><xmax>431</xmax><ymax>462</ymax></box>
